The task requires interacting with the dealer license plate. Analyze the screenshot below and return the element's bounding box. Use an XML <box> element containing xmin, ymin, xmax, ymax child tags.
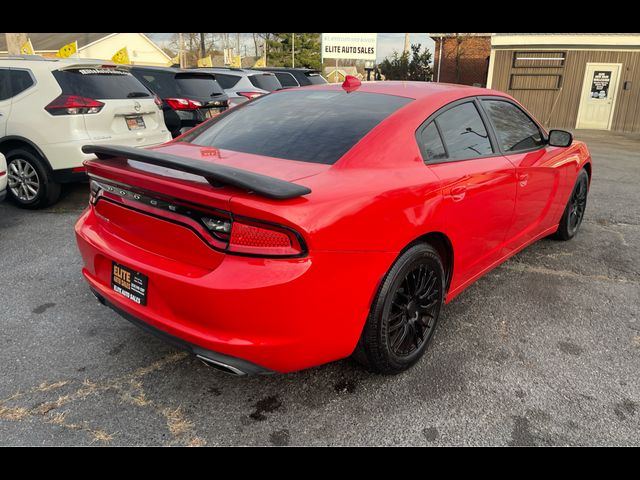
<box><xmin>125</xmin><ymin>116</ymin><xmax>146</xmax><ymax>130</ymax></box>
<box><xmin>111</xmin><ymin>262</ymin><xmax>148</xmax><ymax>306</ymax></box>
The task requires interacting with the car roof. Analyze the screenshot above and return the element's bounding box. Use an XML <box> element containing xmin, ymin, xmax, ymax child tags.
<box><xmin>131</xmin><ymin>65</ymin><xmax>216</xmax><ymax>75</ymax></box>
<box><xmin>298</xmin><ymin>80</ymin><xmax>506</xmax><ymax>100</ymax></box>
<box><xmin>256</xmin><ymin>67</ymin><xmax>320</xmax><ymax>73</ymax></box>
<box><xmin>198</xmin><ymin>67</ymin><xmax>268</xmax><ymax>76</ymax></box>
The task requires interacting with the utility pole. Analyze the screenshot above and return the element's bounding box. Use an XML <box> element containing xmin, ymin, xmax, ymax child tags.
<box><xmin>5</xmin><ymin>33</ymin><xmax>28</xmax><ymax>55</ymax></box>
<box><xmin>403</xmin><ymin>33</ymin><xmax>410</xmax><ymax>54</ymax></box>
<box><xmin>178</xmin><ymin>32</ymin><xmax>185</xmax><ymax>68</ymax></box>
<box><xmin>291</xmin><ymin>33</ymin><xmax>295</xmax><ymax>68</ymax></box>
<box><xmin>236</xmin><ymin>33</ymin><xmax>241</xmax><ymax>57</ymax></box>
<box><xmin>199</xmin><ymin>33</ymin><xmax>206</xmax><ymax>59</ymax></box>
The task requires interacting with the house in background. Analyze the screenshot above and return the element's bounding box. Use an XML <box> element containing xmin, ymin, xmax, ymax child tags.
<box><xmin>487</xmin><ymin>33</ymin><xmax>640</xmax><ymax>133</ymax></box>
<box><xmin>323</xmin><ymin>66</ymin><xmax>362</xmax><ymax>83</ymax></box>
<box><xmin>0</xmin><ymin>33</ymin><xmax>172</xmax><ymax>66</ymax></box>
<box><xmin>429</xmin><ymin>33</ymin><xmax>492</xmax><ymax>87</ymax></box>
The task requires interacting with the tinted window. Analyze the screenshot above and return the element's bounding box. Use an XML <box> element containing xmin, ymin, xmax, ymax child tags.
<box><xmin>132</xmin><ymin>70</ymin><xmax>178</xmax><ymax>97</ymax></box>
<box><xmin>248</xmin><ymin>73</ymin><xmax>282</xmax><ymax>91</ymax></box>
<box><xmin>482</xmin><ymin>99</ymin><xmax>544</xmax><ymax>152</ymax></box>
<box><xmin>10</xmin><ymin>70</ymin><xmax>34</xmax><ymax>96</ymax></box>
<box><xmin>52</xmin><ymin>68</ymin><xmax>152</xmax><ymax>99</ymax></box>
<box><xmin>273</xmin><ymin>72</ymin><xmax>298</xmax><ymax>87</ymax></box>
<box><xmin>214</xmin><ymin>73</ymin><xmax>240</xmax><ymax>89</ymax></box>
<box><xmin>0</xmin><ymin>69</ymin><xmax>10</xmax><ymax>101</ymax></box>
<box><xmin>436</xmin><ymin>102</ymin><xmax>493</xmax><ymax>160</ymax></box>
<box><xmin>176</xmin><ymin>73</ymin><xmax>225</xmax><ymax>97</ymax></box>
<box><xmin>305</xmin><ymin>73</ymin><xmax>327</xmax><ymax>85</ymax></box>
<box><xmin>420</xmin><ymin>123</ymin><xmax>447</xmax><ymax>162</ymax></box>
<box><xmin>180</xmin><ymin>90</ymin><xmax>412</xmax><ymax>164</ymax></box>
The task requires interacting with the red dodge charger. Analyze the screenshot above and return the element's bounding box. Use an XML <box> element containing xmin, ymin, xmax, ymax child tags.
<box><xmin>75</xmin><ymin>78</ymin><xmax>592</xmax><ymax>375</ymax></box>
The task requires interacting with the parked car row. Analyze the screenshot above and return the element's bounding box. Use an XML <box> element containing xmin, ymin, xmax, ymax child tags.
<box><xmin>0</xmin><ymin>55</ymin><xmax>326</xmax><ymax>209</ymax></box>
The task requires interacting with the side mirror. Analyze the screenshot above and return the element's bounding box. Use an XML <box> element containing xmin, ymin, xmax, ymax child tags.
<box><xmin>548</xmin><ymin>129</ymin><xmax>573</xmax><ymax>147</ymax></box>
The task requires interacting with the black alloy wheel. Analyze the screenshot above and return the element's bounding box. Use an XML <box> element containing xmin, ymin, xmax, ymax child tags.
<box><xmin>387</xmin><ymin>263</ymin><xmax>440</xmax><ymax>357</ymax></box>
<box><xmin>555</xmin><ymin>168</ymin><xmax>589</xmax><ymax>241</ymax></box>
<box><xmin>353</xmin><ymin>243</ymin><xmax>445</xmax><ymax>374</ymax></box>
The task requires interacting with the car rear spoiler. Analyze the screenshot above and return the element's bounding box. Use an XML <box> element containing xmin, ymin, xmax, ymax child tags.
<box><xmin>81</xmin><ymin>145</ymin><xmax>312</xmax><ymax>200</ymax></box>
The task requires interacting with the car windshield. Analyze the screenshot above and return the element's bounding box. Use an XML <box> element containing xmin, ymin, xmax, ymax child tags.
<box><xmin>179</xmin><ymin>90</ymin><xmax>412</xmax><ymax>164</ymax></box>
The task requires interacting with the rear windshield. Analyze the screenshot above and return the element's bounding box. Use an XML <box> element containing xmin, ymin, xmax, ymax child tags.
<box><xmin>306</xmin><ymin>73</ymin><xmax>327</xmax><ymax>85</ymax></box>
<box><xmin>248</xmin><ymin>73</ymin><xmax>282</xmax><ymax>91</ymax></box>
<box><xmin>175</xmin><ymin>73</ymin><xmax>225</xmax><ymax>97</ymax></box>
<box><xmin>213</xmin><ymin>73</ymin><xmax>240</xmax><ymax>89</ymax></box>
<box><xmin>53</xmin><ymin>68</ymin><xmax>151</xmax><ymax>99</ymax></box>
<box><xmin>131</xmin><ymin>70</ymin><xmax>225</xmax><ymax>99</ymax></box>
<box><xmin>180</xmin><ymin>90</ymin><xmax>412</xmax><ymax>164</ymax></box>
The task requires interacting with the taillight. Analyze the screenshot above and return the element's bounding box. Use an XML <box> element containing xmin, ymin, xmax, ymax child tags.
<box><xmin>227</xmin><ymin>219</ymin><xmax>304</xmax><ymax>257</ymax></box>
<box><xmin>45</xmin><ymin>95</ymin><xmax>104</xmax><ymax>115</ymax></box>
<box><xmin>153</xmin><ymin>94</ymin><xmax>163</xmax><ymax>109</ymax></box>
<box><xmin>236</xmin><ymin>91</ymin><xmax>263</xmax><ymax>100</ymax></box>
<box><xmin>165</xmin><ymin>98</ymin><xmax>203</xmax><ymax>110</ymax></box>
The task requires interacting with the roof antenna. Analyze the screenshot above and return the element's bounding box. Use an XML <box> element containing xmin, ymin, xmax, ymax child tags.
<box><xmin>342</xmin><ymin>75</ymin><xmax>361</xmax><ymax>93</ymax></box>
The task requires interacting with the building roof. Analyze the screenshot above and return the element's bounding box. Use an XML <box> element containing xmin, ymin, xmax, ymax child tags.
<box><xmin>492</xmin><ymin>33</ymin><xmax>640</xmax><ymax>48</ymax></box>
<box><xmin>0</xmin><ymin>33</ymin><xmax>115</xmax><ymax>51</ymax></box>
<box><xmin>429</xmin><ymin>33</ymin><xmax>492</xmax><ymax>39</ymax></box>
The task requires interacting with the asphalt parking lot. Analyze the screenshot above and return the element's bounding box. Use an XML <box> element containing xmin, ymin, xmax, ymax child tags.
<box><xmin>0</xmin><ymin>129</ymin><xmax>639</xmax><ymax>446</ymax></box>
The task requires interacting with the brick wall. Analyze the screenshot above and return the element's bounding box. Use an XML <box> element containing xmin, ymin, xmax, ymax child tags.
<box><xmin>433</xmin><ymin>36</ymin><xmax>491</xmax><ymax>86</ymax></box>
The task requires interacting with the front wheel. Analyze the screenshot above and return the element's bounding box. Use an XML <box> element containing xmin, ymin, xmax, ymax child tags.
<box><xmin>353</xmin><ymin>243</ymin><xmax>444</xmax><ymax>374</ymax></box>
<box><xmin>6</xmin><ymin>149</ymin><xmax>60</xmax><ymax>209</ymax></box>
<box><xmin>554</xmin><ymin>168</ymin><xmax>589</xmax><ymax>241</ymax></box>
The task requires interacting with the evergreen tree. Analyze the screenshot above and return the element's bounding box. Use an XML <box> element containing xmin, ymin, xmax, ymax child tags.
<box><xmin>266</xmin><ymin>33</ymin><xmax>322</xmax><ymax>70</ymax></box>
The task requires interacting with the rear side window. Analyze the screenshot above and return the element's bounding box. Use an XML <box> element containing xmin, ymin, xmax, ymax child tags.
<box><xmin>436</xmin><ymin>102</ymin><xmax>493</xmax><ymax>160</ymax></box>
<box><xmin>10</xmin><ymin>70</ymin><xmax>34</xmax><ymax>96</ymax></box>
<box><xmin>419</xmin><ymin>123</ymin><xmax>447</xmax><ymax>162</ymax></box>
<box><xmin>0</xmin><ymin>69</ymin><xmax>10</xmax><ymax>100</ymax></box>
<box><xmin>52</xmin><ymin>68</ymin><xmax>152</xmax><ymax>100</ymax></box>
<box><xmin>213</xmin><ymin>73</ymin><xmax>240</xmax><ymax>89</ymax></box>
<box><xmin>482</xmin><ymin>99</ymin><xmax>544</xmax><ymax>152</ymax></box>
<box><xmin>273</xmin><ymin>72</ymin><xmax>299</xmax><ymax>88</ymax></box>
<box><xmin>180</xmin><ymin>90</ymin><xmax>412</xmax><ymax>164</ymax></box>
<box><xmin>248</xmin><ymin>73</ymin><xmax>282</xmax><ymax>91</ymax></box>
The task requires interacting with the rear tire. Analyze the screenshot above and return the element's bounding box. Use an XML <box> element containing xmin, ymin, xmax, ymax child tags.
<box><xmin>6</xmin><ymin>149</ymin><xmax>60</xmax><ymax>209</ymax></box>
<box><xmin>353</xmin><ymin>243</ymin><xmax>445</xmax><ymax>374</ymax></box>
<box><xmin>554</xmin><ymin>168</ymin><xmax>589</xmax><ymax>241</ymax></box>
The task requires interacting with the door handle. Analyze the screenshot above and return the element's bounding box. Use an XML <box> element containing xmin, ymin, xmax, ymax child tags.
<box><xmin>450</xmin><ymin>185</ymin><xmax>466</xmax><ymax>202</ymax></box>
<box><xmin>518</xmin><ymin>173</ymin><xmax>529</xmax><ymax>187</ymax></box>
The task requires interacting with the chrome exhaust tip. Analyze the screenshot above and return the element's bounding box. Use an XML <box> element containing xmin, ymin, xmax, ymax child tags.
<box><xmin>196</xmin><ymin>354</ymin><xmax>247</xmax><ymax>376</ymax></box>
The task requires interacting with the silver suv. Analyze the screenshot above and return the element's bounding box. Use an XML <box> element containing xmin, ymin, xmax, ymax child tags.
<box><xmin>195</xmin><ymin>68</ymin><xmax>282</xmax><ymax>105</ymax></box>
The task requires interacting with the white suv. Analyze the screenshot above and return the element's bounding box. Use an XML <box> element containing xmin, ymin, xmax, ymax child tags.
<box><xmin>0</xmin><ymin>56</ymin><xmax>171</xmax><ymax>208</ymax></box>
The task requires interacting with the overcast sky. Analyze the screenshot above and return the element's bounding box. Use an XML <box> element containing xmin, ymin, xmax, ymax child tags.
<box><xmin>147</xmin><ymin>33</ymin><xmax>435</xmax><ymax>63</ymax></box>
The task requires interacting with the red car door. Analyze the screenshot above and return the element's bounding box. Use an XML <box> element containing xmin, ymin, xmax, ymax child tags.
<box><xmin>479</xmin><ymin>98</ymin><xmax>566</xmax><ymax>251</ymax></box>
<box><xmin>417</xmin><ymin>99</ymin><xmax>517</xmax><ymax>295</ymax></box>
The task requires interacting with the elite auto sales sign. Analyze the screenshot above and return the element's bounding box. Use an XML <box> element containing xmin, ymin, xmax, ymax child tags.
<box><xmin>321</xmin><ymin>33</ymin><xmax>378</xmax><ymax>61</ymax></box>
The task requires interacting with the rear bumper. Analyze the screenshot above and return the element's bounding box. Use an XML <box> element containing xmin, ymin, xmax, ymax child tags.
<box><xmin>75</xmin><ymin>206</ymin><xmax>396</xmax><ymax>373</ymax></box>
<box><xmin>90</xmin><ymin>288</ymin><xmax>272</xmax><ymax>375</ymax></box>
